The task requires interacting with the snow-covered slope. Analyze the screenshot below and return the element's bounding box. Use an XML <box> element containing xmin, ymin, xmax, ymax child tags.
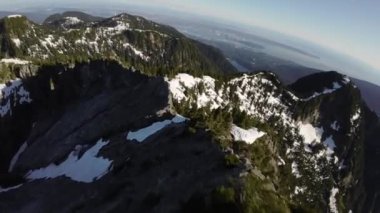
<box><xmin>26</xmin><ymin>139</ymin><xmax>112</xmax><ymax>183</ymax></box>
<box><xmin>166</xmin><ymin>71</ymin><xmax>367</xmax><ymax>211</ymax></box>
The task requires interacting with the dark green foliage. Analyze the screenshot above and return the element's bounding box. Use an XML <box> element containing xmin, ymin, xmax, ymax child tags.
<box><xmin>241</xmin><ymin>175</ymin><xmax>290</xmax><ymax>213</ymax></box>
<box><xmin>232</xmin><ymin>109</ymin><xmax>270</xmax><ymax>131</ymax></box>
<box><xmin>210</xmin><ymin>186</ymin><xmax>240</xmax><ymax>212</ymax></box>
<box><xmin>173</xmin><ymin>95</ymin><xmax>233</xmax><ymax>148</ymax></box>
<box><xmin>212</xmin><ymin>186</ymin><xmax>236</xmax><ymax>204</ymax></box>
<box><xmin>0</xmin><ymin>64</ymin><xmax>16</xmax><ymax>83</ymax></box>
<box><xmin>249</xmin><ymin>138</ymin><xmax>276</xmax><ymax>177</ymax></box>
<box><xmin>3</xmin><ymin>16</ymin><xmax>29</xmax><ymax>36</ymax></box>
<box><xmin>187</xmin><ymin>126</ymin><xmax>197</xmax><ymax>134</ymax></box>
<box><xmin>224</xmin><ymin>154</ymin><xmax>240</xmax><ymax>168</ymax></box>
<box><xmin>0</xmin><ymin>13</ymin><xmax>236</xmax><ymax>78</ymax></box>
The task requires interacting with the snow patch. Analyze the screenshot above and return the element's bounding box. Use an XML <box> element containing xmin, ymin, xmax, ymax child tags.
<box><xmin>12</xmin><ymin>38</ymin><xmax>21</xmax><ymax>47</ymax></box>
<box><xmin>291</xmin><ymin>162</ymin><xmax>302</xmax><ymax>178</ymax></box>
<box><xmin>305</xmin><ymin>81</ymin><xmax>345</xmax><ymax>100</ymax></box>
<box><xmin>127</xmin><ymin>115</ymin><xmax>187</xmax><ymax>142</ymax></box>
<box><xmin>123</xmin><ymin>43</ymin><xmax>150</xmax><ymax>61</ymax></box>
<box><xmin>64</xmin><ymin>17</ymin><xmax>83</xmax><ymax>25</ymax></box>
<box><xmin>7</xmin><ymin>15</ymin><xmax>23</xmax><ymax>18</ymax></box>
<box><xmin>103</xmin><ymin>21</ymin><xmax>130</xmax><ymax>35</ymax></box>
<box><xmin>323</xmin><ymin>136</ymin><xmax>336</xmax><ymax>160</ymax></box>
<box><xmin>298</xmin><ymin>122</ymin><xmax>323</xmax><ymax>145</ymax></box>
<box><xmin>277</xmin><ymin>156</ymin><xmax>286</xmax><ymax>166</ymax></box>
<box><xmin>351</xmin><ymin>108</ymin><xmax>361</xmax><ymax>124</ymax></box>
<box><xmin>0</xmin><ymin>58</ymin><xmax>30</xmax><ymax>65</ymax></box>
<box><xmin>329</xmin><ymin>187</ymin><xmax>339</xmax><ymax>213</ymax></box>
<box><xmin>26</xmin><ymin>139</ymin><xmax>112</xmax><ymax>183</ymax></box>
<box><xmin>167</xmin><ymin>74</ymin><xmax>225</xmax><ymax>110</ymax></box>
<box><xmin>8</xmin><ymin>142</ymin><xmax>28</xmax><ymax>172</ymax></box>
<box><xmin>230</xmin><ymin>124</ymin><xmax>265</xmax><ymax>144</ymax></box>
<box><xmin>167</xmin><ymin>73</ymin><xmax>198</xmax><ymax>102</ymax></box>
<box><xmin>294</xmin><ymin>186</ymin><xmax>306</xmax><ymax>195</ymax></box>
<box><xmin>350</xmin><ymin>107</ymin><xmax>361</xmax><ymax>133</ymax></box>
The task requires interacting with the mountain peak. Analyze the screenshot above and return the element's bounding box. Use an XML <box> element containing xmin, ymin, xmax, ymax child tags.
<box><xmin>5</xmin><ymin>15</ymin><xmax>25</xmax><ymax>19</ymax></box>
<box><xmin>1</xmin><ymin>14</ymin><xmax>29</xmax><ymax>23</ymax></box>
<box><xmin>43</xmin><ymin>11</ymin><xmax>104</xmax><ymax>28</ymax></box>
<box><xmin>290</xmin><ymin>71</ymin><xmax>353</xmax><ymax>99</ymax></box>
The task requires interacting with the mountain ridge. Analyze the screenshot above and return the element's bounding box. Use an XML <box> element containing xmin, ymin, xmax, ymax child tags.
<box><xmin>0</xmin><ymin>12</ymin><xmax>236</xmax><ymax>78</ymax></box>
<box><xmin>0</xmin><ymin>58</ymin><xmax>378</xmax><ymax>212</ymax></box>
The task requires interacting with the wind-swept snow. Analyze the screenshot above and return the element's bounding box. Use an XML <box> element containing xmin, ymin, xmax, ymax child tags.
<box><xmin>26</xmin><ymin>139</ymin><xmax>112</xmax><ymax>183</ymax></box>
<box><xmin>0</xmin><ymin>184</ymin><xmax>22</xmax><ymax>193</ymax></box>
<box><xmin>230</xmin><ymin>124</ymin><xmax>265</xmax><ymax>144</ymax></box>
<box><xmin>8</xmin><ymin>142</ymin><xmax>28</xmax><ymax>172</ymax></box>
<box><xmin>127</xmin><ymin>115</ymin><xmax>187</xmax><ymax>142</ymax></box>
<box><xmin>123</xmin><ymin>43</ymin><xmax>150</xmax><ymax>61</ymax></box>
<box><xmin>305</xmin><ymin>81</ymin><xmax>346</xmax><ymax>100</ymax></box>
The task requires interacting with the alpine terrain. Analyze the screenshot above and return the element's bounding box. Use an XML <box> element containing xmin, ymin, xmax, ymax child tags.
<box><xmin>0</xmin><ymin>12</ymin><xmax>379</xmax><ymax>213</ymax></box>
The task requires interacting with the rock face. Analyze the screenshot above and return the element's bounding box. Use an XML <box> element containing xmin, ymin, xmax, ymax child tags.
<box><xmin>1</xmin><ymin>61</ymin><xmax>167</xmax><ymax>172</ymax></box>
<box><xmin>290</xmin><ymin>72</ymin><xmax>380</xmax><ymax>212</ymax></box>
<box><xmin>0</xmin><ymin>60</ymin><xmax>242</xmax><ymax>212</ymax></box>
<box><xmin>1</xmin><ymin>124</ymin><xmax>238</xmax><ymax>213</ymax></box>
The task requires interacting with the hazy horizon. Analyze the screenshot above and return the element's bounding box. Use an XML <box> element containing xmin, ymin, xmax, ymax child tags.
<box><xmin>1</xmin><ymin>0</ymin><xmax>380</xmax><ymax>85</ymax></box>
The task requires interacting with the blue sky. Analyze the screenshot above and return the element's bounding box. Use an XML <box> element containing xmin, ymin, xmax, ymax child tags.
<box><xmin>1</xmin><ymin>0</ymin><xmax>379</xmax><ymax>74</ymax></box>
<box><xmin>132</xmin><ymin>0</ymin><xmax>380</xmax><ymax>73</ymax></box>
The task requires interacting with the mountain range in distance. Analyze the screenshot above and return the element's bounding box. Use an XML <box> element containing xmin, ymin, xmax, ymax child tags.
<box><xmin>2</xmin><ymin>10</ymin><xmax>378</xmax><ymax>117</ymax></box>
<box><xmin>78</xmin><ymin>7</ymin><xmax>380</xmax><ymax>116</ymax></box>
<box><xmin>170</xmin><ymin>20</ymin><xmax>380</xmax><ymax>117</ymax></box>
